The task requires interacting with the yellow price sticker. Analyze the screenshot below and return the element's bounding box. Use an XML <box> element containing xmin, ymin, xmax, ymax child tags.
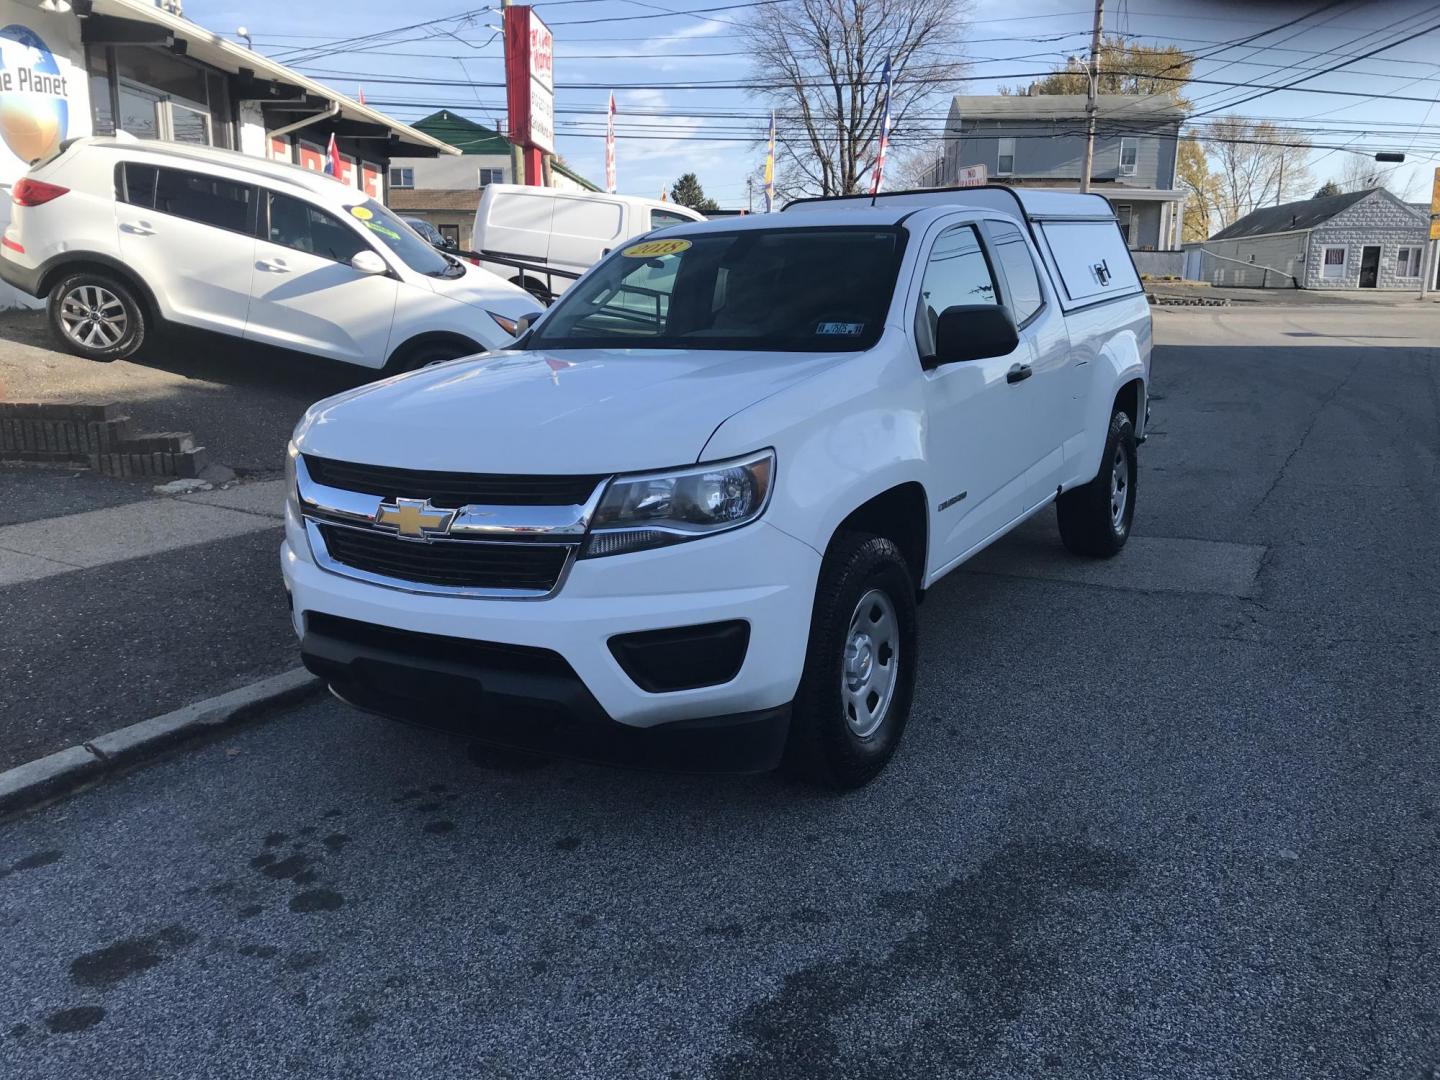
<box><xmin>621</xmin><ymin>238</ymin><xmax>692</xmax><ymax>258</ymax></box>
<box><xmin>349</xmin><ymin>206</ymin><xmax>374</xmax><ymax>221</ymax></box>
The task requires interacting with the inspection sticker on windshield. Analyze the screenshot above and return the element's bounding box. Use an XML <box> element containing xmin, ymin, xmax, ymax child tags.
<box><xmin>349</xmin><ymin>206</ymin><xmax>374</xmax><ymax>220</ymax></box>
<box><xmin>363</xmin><ymin>220</ymin><xmax>401</xmax><ymax>240</ymax></box>
<box><xmin>621</xmin><ymin>238</ymin><xmax>691</xmax><ymax>258</ymax></box>
<box><xmin>816</xmin><ymin>321</ymin><xmax>864</xmax><ymax>336</ymax></box>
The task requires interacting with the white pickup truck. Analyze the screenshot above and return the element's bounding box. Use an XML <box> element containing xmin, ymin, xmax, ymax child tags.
<box><xmin>282</xmin><ymin>188</ymin><xmax>1150</xmax><ymax>789</ymax></box>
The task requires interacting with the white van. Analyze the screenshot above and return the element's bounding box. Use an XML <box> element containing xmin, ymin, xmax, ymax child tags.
<box><xmin>472</xmin><ymin>185</ymin><xmax>703</xmax><ymax>299</ymax></box>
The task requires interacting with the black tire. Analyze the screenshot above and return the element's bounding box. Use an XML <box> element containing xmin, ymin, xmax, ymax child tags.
<box><xmin>383</xmin><ymin>339</ymin><xmax>478</xmax><ymax>376</ymax></box>
<box><xmin>1057</xmin><ymin>407</ymin><xmax>1137</xmax><ymax>558</ymax></box>
<box><xmin>511</xmin><ymin>275</ymin><xmax>552</xmax><ymax>304</ymax></box>
<box><xmin>46</xmin><ymin>272</ymin><xmax>146</xmax><ymax>362</ymax></box>
<box><xmin>784</xmin><ymin>533</ymin><xmax>919</xmax><ymax>790</ymax></box>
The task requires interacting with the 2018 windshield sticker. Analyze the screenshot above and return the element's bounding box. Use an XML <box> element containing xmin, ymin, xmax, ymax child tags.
<box><xmin>349</xmin><ymin>206</ymin><xmax>374</xmax><ymax>221</ymax></box>
<box><xmin>363</xmin><ymin>220</ymin><xmax>400</xmax><ymax>240</ymax></box>
<box><xmin>817</xmin><ymin>322</ymin><xmax>864</xmax><ymax>335</ymax></box>
<box><xmin>621</xmin><ymin>238</ymin><xmax>692</xmax><ymax>258</ymax></box>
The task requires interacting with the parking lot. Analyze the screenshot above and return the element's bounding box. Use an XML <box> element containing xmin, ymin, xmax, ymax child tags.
<box><xmin>1</xmin><ymin>303</ymin><xmax>1438</xmax><ymax>1079</ymax></box>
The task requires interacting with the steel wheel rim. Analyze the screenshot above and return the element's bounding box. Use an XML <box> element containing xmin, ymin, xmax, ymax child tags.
<box><xmin>59</xmin><ymin>285</ymin><xmax>127</xmax><ymax>350</ymax></box>
<box><xmin>1110</xmin><ymin>444</ymin><xmax>1129</xmax><ymax>531</ymax></box>
<box><xmin>842</xmin><ymin>588</ymin><xmax>899</xmax><ymax>739</ymax></box>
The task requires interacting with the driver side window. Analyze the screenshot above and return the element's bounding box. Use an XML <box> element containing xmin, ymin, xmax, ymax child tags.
<box><xmin>914</xmin><ymin>224</ymin><xmax>997</xmax><ymax>360</ymax></box>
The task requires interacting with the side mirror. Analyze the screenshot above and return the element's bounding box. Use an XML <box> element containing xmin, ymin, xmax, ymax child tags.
<box><xmin>926</xmin><ymin>304</ymin><xmax>1019</xmax><ymax>368</ymax></box>
<box><xmin>515</xmin><ymin>312</ymin><xmax>540</xmax><ymax>336</ymax></box>
<box><xmin>350</xmin><ymin>250</ymin><xmax>389</xmax><ymax>276</ymax></box>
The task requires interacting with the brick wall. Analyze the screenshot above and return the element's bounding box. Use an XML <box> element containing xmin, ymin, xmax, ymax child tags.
<box><xmin>0</xmin><ymin>403</ymin><xmax>207</xmax><ymax>478</ymax></box>
<box><xmin>1304</xmin><ymin>192</ymin><xmax>1429</xmax><ymax>290</ymax></box>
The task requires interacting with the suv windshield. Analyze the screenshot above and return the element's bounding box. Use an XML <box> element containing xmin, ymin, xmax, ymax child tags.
<box><xmin>529</xmin><ymin>227</ymin><xmax>906</xmax><ymax>352</ymax></box>
<box><xmin>345</xmin><ymin>200</ymin><xmax>461</xmax><ymax>278</ymax></box>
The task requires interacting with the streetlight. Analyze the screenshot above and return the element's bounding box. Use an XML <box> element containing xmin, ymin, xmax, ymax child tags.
<box><xmin>38</xmin><ymin>0</ymin><xmax>74</xmax><ymax>12</ymax></box>
<box><xmin>236</xmin><ymin>26</ymin><xmax>253</xmax><ymax>50</ymax></box>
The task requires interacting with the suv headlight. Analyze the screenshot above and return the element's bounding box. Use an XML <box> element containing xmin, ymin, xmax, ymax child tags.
<box><xmin>582</xmin><ymin>450</ymin><xmax>774</xmax><ymax>558</ymax></box>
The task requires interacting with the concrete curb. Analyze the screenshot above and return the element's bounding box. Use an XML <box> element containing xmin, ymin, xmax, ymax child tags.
<box><xmin>0</xmin><ymin>668</ymin><xmax>320</xmax><ymax>819</ymax></box>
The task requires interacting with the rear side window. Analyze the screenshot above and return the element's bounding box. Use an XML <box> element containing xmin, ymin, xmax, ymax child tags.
<box><xmin>651</xmin><ymin>208</ymin><xmax>694</xmax><ymax>229</ymax></box>
<box><xmin>118</xmin><ymin>163</ymin><xmax>158</xmax><ymax>208</ymax></box>
<box><xmin>985</xmin><ymin>220</ymin><xmax>1044</xmax><ymax>325</ymax></box>
<box><xmin>914</xmin><ymin>224</ymin><xmax>997</xmax><ymax>359</ymax></box>
<box><xmin>152</xmin><ymin>168</ymin><xmax>256</xmax><ymax>234</ymax></box>
<box><xmin>1036</xmin><ymin>220</ymin><xmax>1142</xmax><ymax>305</ymax></box>
<box><xmin>266</xmin><ymin>192</ymin><xmax>368</xmax><ymax>264</ymax></box>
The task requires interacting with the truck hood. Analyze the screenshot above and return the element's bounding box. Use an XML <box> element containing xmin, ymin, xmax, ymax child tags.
<box><xmin>294</xmin><ymin>347</ymin><xmax>842</xmax><ymax>474</ymax></box>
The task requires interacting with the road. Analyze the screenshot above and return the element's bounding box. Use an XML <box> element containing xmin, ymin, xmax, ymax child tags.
<box><xmin>2</xmin><ymin>306</ymin><xmax>1438</xmax><ymax>1079</ymax></box>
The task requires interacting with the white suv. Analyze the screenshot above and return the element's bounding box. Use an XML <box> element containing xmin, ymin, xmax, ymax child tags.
<box><xmin>0</xmin><ymin>138</ymin><xmax>542</xmax><ymax>370</ymax></box>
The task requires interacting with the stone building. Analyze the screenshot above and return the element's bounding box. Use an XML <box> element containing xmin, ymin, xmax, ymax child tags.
<box><xmin>1188</xmin><ymin>187</ymin><xmax>1433</xmax><ymax>290</ymax></box>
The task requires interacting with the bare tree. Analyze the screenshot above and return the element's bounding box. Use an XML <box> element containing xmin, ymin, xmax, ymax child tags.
<box><xmin>740</xmin><ymin>0</ymin><xmax>971</xmax><ymax>196</ymax></box>
<box><xmin>1200</xmin><ymin>117</ymin><xmax>1313</xmax><ymax>229</ymax></box>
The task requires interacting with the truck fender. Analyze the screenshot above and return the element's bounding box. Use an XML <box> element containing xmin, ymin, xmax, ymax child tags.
<box><xmin>1069</xmin><ymin>329</ymin><xmax>1146</xmax><ymax>484</ymax></box>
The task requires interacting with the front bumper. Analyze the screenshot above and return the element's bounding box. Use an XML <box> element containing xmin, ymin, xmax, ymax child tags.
<box><xmin>282</xmin><ymin>507</ymin><xmax>822</xmax><ymax>766</ymax></box>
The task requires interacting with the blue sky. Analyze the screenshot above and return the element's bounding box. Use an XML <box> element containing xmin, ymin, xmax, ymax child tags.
<box><xmin>186</xmin><ymin>0</ymin><xmax>1440</xmax><ymax>207</ymax></box>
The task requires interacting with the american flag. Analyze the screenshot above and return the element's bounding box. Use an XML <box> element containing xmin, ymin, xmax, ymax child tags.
<box><xmin>324</xmin><ymin>133</ymin><xmax>343</xmax><ymax>182</ymax></box>
<box><xmin>870</xmin><ymin>58</ymin><xmax>892</xmax><ymax>196</ymax></box>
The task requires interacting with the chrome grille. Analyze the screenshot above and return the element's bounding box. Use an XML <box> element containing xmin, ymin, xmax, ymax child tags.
<box><xmin>296</xmin><ymin>455</ymin><xmax>606</xmax><ymax>599</ymax></box>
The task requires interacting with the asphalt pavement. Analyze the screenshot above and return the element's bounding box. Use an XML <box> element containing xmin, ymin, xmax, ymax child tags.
<box><xmin>1</xmin><ymin>306</ymin><xmax>1438</xmax><ymax>1079</ymax></box>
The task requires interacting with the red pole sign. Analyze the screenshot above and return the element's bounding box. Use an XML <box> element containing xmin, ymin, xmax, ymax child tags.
<box><xmin>503</xmin><ymin>5</ymin><xmax>555</xmax><ymax>186</ymax></box>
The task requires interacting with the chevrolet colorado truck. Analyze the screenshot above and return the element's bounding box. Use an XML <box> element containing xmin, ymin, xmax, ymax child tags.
<box><xmin>282</xmin><ymin>187</ymin><xmax>1150</xmax><ymax>789</ymax></box>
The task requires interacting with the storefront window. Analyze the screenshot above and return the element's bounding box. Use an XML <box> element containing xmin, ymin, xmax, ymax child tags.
<box><xmin>87</xmin><ymin>48</ymin><xmax>116</xmax><ymax>137</ymax></box>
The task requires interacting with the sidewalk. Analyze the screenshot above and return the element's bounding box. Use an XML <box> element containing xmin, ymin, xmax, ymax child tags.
<box><xmin>0</xmin><ymin>476</ymin><xmax>296</xmax><ymax>771</ymax></box>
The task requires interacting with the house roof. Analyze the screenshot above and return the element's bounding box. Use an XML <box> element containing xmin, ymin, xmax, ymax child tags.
<box><xmin>411</xmin><ymin>111</ymin><xmax>514</xmax><ymax>156</ymax></box>
<box><xmin>92</xmin><ymin>0</ymin><xmax>459</xmax><ymax>157</ymax></box>
<box><xmin>949</xmin><ymin>94</ymin><xmax>1185</xmax><ymax>122</ymax></box>
<box><xmin>386</xmin><ymin>189</ymin><xmax>482</xmax><ymax>213</ymax></box>
<box><xmin>1209</xmin><ymin>188</ymin><xmax>1410</xmax><ymax>240</ymax></box>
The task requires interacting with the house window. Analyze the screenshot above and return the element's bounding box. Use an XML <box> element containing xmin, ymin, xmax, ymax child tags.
<box><xmin>1119</xmin><ymin>139</ymin><xmax>1138</xmax><ymax>176</ymax></box>
<box><xmin>477</xmin><ymin>168</ymin><xmax>504</xmax><ymax>186</ymax></box>
<box><xmin>1322</xmin><ymin>246</ymin><xmax>1347</xmax><ymax>279</ymax></box>
<box><xmin>1115</xmin><ymin>203</ymin><xmax>1134</xmax><ymax>246</ymax></box>
<box><xmin>389</xmin><ymin>167</ymin><xmax>414</xmax><ymax>188</ymax></box>
<box><xmin>997</xmin><ymin>137</ymin><xmax>1015</xmax><ymax>177</ymax></box>
<box><xmin>1395</xmin><ymin>245</ymin><xmax>1423</xmax><ymax>278</ymax></box>
<box><xmin>439</xmin><ymin>224</ymin><xmax>461</xmax><ymax>247</ymax></box>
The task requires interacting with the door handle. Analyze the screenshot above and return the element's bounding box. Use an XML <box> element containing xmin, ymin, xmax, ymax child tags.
<box><xmin>1006</xmin><ymin>363</ymin><xmax>1033</xmax><ymax>385</ymax></box>
<box><xmin>120</xmin><ymin>223</ymin><xmax>155</xmax><ymax>236</ymax></box>
<box><xmin>257</xmin><ymin>260</ymin><xmax>290</xmax><ymax>273</ymax></box>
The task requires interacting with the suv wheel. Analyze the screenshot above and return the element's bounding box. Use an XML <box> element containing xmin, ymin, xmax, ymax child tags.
<box><xmin>785</xmin><ymin>533</ymin><xmax>918</xmax><ymax>790</ymax></box>
<box><xmin>383</xmin><ymin>339</ymin><xmax>476</xmax><ymax>376</ymax></box>
<box><xmin>1056</xmin><ymin>407</ymin><xmax>1137</xmax><ymax>557</ymax></box>
<box><xmin>47</xmin><ymin>272</ymin><xmax>146</xmax><ymax>362</ymax></box>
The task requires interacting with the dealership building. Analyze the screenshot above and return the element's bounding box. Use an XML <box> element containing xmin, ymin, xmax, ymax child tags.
<box><xmin>0</xmin><ymin>0</ymin><xmax>460</xmax><ymax>306</ymax></box>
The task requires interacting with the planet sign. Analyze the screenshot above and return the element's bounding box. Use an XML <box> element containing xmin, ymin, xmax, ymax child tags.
<box><xmin>0</xmin><ymin>25</ymin><xmax>70</xmax><ymax>165</ymax></box>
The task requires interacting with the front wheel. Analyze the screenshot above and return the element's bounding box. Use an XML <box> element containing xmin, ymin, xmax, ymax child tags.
<box><xmin>47</xmin><ymin>272</ymin><xmax>146</xmax><ymax>362</ymax></box>
<box><xmin>784</xmin><ymin>533</ymin><xmax>918</xmax><ymax>790</ymax></box>
<box><xmin>1056</xmin><ymin>407</ymin><xmax>1136</xmax><ymax>557</ymax></box>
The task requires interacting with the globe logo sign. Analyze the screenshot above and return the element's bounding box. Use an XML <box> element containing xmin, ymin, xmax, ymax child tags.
<box><xmin>0</xmin><ymin>25</ymin><xmax>69</xmax><ymax>165</ymax></box>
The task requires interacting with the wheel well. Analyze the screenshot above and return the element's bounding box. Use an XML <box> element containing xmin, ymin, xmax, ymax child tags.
<box><xmin>832</xmin><ymin>483</ymin><xmax>929</xmax><ymax>594</ymax></box>
<box><xmin>386</xmin><ymin>331</ymin><xmax>484</xmax><ymax>369</ymax></box>
<box><xmin>1114</xmin><ymin>377</ymin><xmax>1144</xmax><ymax>428</ymax></box>
<box><xmin>39</xmin><ymin>258</ymin><xmax>159</xmax><ymax>322</ymax></box>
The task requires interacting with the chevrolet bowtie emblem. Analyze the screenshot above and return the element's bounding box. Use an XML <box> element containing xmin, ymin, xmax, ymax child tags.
<box><xmin>374</xmin><ymin>498</ymin><xmax>455</xmax><ymax>540</ymax></box>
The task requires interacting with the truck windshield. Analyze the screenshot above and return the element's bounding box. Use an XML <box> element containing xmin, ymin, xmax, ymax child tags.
<box><xmin>528</xmin><ymin>227</ymin><xmax>906</xmax><ymax>352</ymax></box>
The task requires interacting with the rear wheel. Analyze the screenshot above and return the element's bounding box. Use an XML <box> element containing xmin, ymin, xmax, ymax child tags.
<box><xmin>784</xmin><ymin>533</ymin><xmax>918</xmax><ymax>790</ymax></box>
<box><xmin>1056</xmin><ymin>407</ymin><xmax>1136</xmax><ymax>557</ymax></box>
<box><xmin>47</xmin><ymin>272</ymin><xmax>146</xmax><ymax>362</ymax></box>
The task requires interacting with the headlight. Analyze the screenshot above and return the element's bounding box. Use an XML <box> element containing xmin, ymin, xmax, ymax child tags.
<box><xmin>285</xmin><ymin>440</ymin><xmax>300</xmax><ymax>520</ymax></box>
<box><xmin>488</xmin><ymin>310</ymin><xmax>522</xmax><ymax>336</ymax></box>
<box><xmin>582</xmin><ymin>450</ymin><xmax>774</xmax><ymax>558</ymax></box>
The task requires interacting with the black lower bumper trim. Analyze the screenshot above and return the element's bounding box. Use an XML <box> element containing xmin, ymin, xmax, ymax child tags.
<box><xmin>0</xmin><ymin>254</ymin><xmax>42</xmax><ymax>297</ymax></box>
<box><xmin>300</xmin><ymin>612</ymin><xmax>790</xmax><ymax>773</ymax></box>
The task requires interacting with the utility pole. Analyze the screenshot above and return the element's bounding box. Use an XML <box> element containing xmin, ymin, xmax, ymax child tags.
<box><xmin>747</xmin><ymin>176</ymin><xmax>754</xmax><ymax>213</ymax></box>
<box><xmin>1276</xmin><ymin>153</ymin><xmax>1284</xmax><ymax>206</ymax></box>
<box><xmin>501</xmin><ymin>0</ymin><xmax>525</xmax><ymax>186</ymax></box>
<box><xmin>1079</xmin><ymin>0</ymin><xmax>1104</xmax><ymax>194</ymax></box>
